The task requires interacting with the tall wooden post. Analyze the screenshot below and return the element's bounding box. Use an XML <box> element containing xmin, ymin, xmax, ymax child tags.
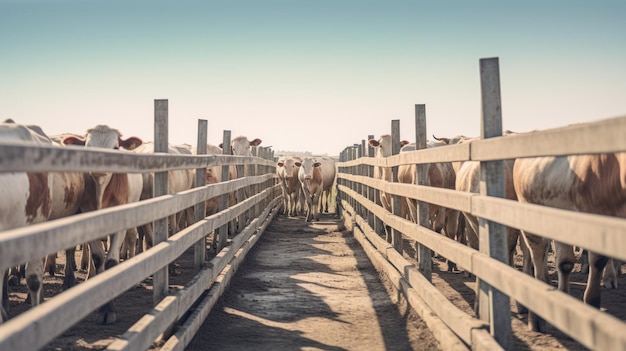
<box><xmin>194</xmin><ymin>119</ymin><xmax>207</xmax><ymax>270</ymax></box>
<box><xmin>153</xmin><ymin>99</ymin><xmax>169</xmax><ymax>305</ymax></box>
<box><xmin>478</xmin><ymin>57</ymin><xmax>512</xmax><ymax>349</ymax></box>
<box><xmin>390</xmin><ymin>120</ymin><xmax>403</xmax><ymax>253</ymax></box>
<box><xmin>415</xmin><ymin>104</ymin><xmax>432</xmax><ymax>281</ymax></box>
<box><xmin>367</xmin><ymin>134</ymin><xmax>378</xmax><ymax>232</ymax></box>
<box><xmin>218</xmin><ymin>130</ymin><xmax>232</xmax><ymax>251</ymax></box>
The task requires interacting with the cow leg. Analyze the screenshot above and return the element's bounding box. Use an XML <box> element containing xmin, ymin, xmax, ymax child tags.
<box><xmin>25</xmin><ymin>258</ymin><xmax>44</xmax><ymax>307</ymax></box>
<box><xmin>555</xmin><ymin>242</ymin><xmax>575</xmax><ymax>294</ymax></box>
<box><xmin>80</xmin><ymin>243</ymin><xmax>90</xmax><ymax>271</ymax></box>
<box><xmin>44</xmin><ymin>253</ymin><xmax>57</xmax><ymax>277</ymax></box>
<box><xmin>584</xmin><ymin>252</ymin><xmax>609</xmax><ymax>308</ymax></box>
<box><xmin>63</xmin><ymin>246</ymin><xmax>77</xmax><ymax>290</ymax></box>
<box><xmin>97</xmin><ymin>231</ymin><xmax>124</xmax><ymax>325</ymax></box>
<box><xmin>602</xmin><ymin>258</ymin><xmax>619</xmax><ymax>289</ymax></box>
<box><xmin>443</xmin><ymin>209</ymin><xmax>461</xmax><ymax>272</ymax></box>
<box><xmin>521</xmin><ymin>232</ymin><xmax>551</xmax><ymax>332</ymax></box>
<box><xmin>125</xmin><ymin>228</ymin><xmax>138</xmax><ymax>259</ymax></box>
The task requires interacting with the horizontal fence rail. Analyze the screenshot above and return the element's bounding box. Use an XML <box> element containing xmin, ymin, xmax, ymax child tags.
<box><xmin>0</xmin><ymin>113</ymin><xmax>281</xmax><ymax>350</ymax></box>
<box><xmin>336</xmin><ymin>58</ymin><xmax>626</xmax><ymax>350</ymax></box>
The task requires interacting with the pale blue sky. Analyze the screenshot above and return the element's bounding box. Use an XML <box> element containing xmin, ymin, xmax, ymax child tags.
<box><xmin>2</xmin><ymin>1</ymin><xmax>625</xmax><ymax>155</ymax></box>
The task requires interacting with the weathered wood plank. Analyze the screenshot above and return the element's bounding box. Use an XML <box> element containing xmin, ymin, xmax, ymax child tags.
<box><xmin>473</xmin><ymin>196</ymin><xmax>626</xmax><ymax>261</ymax></box>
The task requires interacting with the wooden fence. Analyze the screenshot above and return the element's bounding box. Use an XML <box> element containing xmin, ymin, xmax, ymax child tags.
<box><xmin>336</xmin><ymin>57</ymin><xmax>626</xmax><ymax>351</ymax></box>
<box><xmin>0</xmin><ymin>101</ymin><xmax>281</xmax><ymax>350</ymax></box>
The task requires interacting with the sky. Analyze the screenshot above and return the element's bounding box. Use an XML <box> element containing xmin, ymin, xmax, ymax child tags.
<box><xmin>1</xmin><ymin>1</ymin><xmax>625</xmax><ymax>156</ymax></box>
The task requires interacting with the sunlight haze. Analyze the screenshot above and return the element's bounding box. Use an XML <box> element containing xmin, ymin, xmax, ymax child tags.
<box><xmin>2</xmin><ymin>1</ymin><xmax>625</xmax><ymax>156</ymax></box>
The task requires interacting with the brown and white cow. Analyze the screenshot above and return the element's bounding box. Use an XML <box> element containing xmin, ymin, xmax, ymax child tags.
<box><xmin>513</xmin><ymin>152</ymin><xmax>626</xmax><ymax>332</ymax></box>
<box><xmin>277</xmin><ymin>156</ymin><xmax>305</xmax><ymax>217</ymax></box>
<box><xmin>298</xmin><ymin>157</ymin><xmax>336</xmax><ymax>222</ymax></box>
<box><xmin>62</xmin><ymin>125</ymin><xmax>143</xmax><ymax>324</ymax></box>
<box><xmin>47</xmin><ymin>149</ymin><xmax>86</xmax><ymax>289</ymax></box>
<box><xmin>0</xmin><ymin>120</ymin><xmax>55</xmax><ymax>323</ymax></box>
<box><xmin>132</xmin><ymin>142</ymin><xmax>195</xmax><ymax>252</ymax></box>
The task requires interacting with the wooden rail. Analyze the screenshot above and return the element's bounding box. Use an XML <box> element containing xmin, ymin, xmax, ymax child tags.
<box><xmin>337</xmin><ymin>57</ymin><xmax>626</xmax><ymax>350</ymax></box>
<box><xmin>0</xmin><ymin>103</ymin><xmax>280</xmax><ymax>350</ymax></box>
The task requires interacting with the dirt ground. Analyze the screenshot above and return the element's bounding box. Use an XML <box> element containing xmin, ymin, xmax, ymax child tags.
<box><xmin>185</xmin><ymin>213</ymin><xmax>441</xmax><ymax>351</ymax></box>
<box><xmin>6</xmin><ymin>209</ymin><xmax>626</xmax><ymax>350</ymax></box>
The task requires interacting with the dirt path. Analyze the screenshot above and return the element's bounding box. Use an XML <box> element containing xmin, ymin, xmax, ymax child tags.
<box><xmin>186</xmin><ymin>213</ymin><xmax>442</xmax><ymax>351</ymax></box>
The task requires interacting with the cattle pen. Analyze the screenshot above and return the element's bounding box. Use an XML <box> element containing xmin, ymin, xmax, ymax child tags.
<box><xmin>0</xmin><ymin>56</ymin><xmax>625</xmax><ymax>351</ymax></box>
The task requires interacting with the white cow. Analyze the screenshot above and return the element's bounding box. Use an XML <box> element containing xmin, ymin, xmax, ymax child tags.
<box><xmin>277</xmin><ymin>156</ymin><xmax>305</xmax><ymax>217</ymax></box>
<box><xmin>0</xmin><ymin>119</ymin><xmax>55</xmax><ymax>323</ymax></box>
<box><xmin>133</xmin><ymin>142</ymin><xmax>195</xmax><ymax>252</ymax></box>
<box><xmin>513</xmin><ymin>152</ymin><xmax>626</xmax><ymax>332</ymax></box>
<box><xmin>221</xmin><ymin>136</ymin><xmax>262</xmax><ymax>232</ymax></box>
<box><xmin>298</xmin><ymin>157</ymin><xmax>336</xmax><ymax>222</ymax></box>
<box><xmin>62</xmin><ymin>125</ymin><xmax>143</xmax><ymax>324</ymax></box>
<box><xmin>194</xmin><ymin>143</ymin><xmax>227</xmax><ymax>217</ymax></box>
<box><xmin>368</xmin><ymin>135</ymin><xmax>409</xmax><ymax>238</ymax></box>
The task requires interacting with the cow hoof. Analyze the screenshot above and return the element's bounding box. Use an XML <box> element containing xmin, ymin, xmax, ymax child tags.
<box><xmin>102</xmin><ymin>311</ymin><xmax>117</xmax><ymax>325</ymax></box>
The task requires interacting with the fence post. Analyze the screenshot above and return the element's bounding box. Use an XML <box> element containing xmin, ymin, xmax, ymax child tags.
<box><xmin>415</xmin><ymin>104</ymin><xmax>432</xmax><ymax>281</ymax></box>
<box><xmin>218</xmin><ymin>130</ymin><xmax>232</xmax><ymax>251</ymax></box>
<box><xmin>194</xmin><ymin>119</ymin><xmax>207</xmax><ymax>270</ymax></box>
<box><xmin>478</xmin><ymin>57</ymin><xmax>512</xmax><ymax>349</ymax></box>
<box><xmin>367</xmin><ymin>134</ymin><xmax>379</xmax><ymax>232</ymax></box>
<box><xmin>390</xmin><ymin>119</ymin><xmax>403</xmax><ymax>253</ymax></box>
<box><xmin>153</xmin><ymin>99</ymin><xmax>169</xmax><ymax>305</ymax></box>
<box><xmin>359</xmin><ymin>140</ymin><xmax>365</xmax><ymax>218</ymax></box>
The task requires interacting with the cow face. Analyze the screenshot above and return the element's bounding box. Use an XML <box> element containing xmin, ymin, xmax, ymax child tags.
<box><xmin>229</xmin><ymin>136</ymin><xmax>262</xmax><ymax>156</ymax></box>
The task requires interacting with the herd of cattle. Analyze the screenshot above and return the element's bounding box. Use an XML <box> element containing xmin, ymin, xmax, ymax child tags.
<box><xmin>368</xmin><ymin>132</ymin><xmax>625</xmax><ymax>332</ymax></box>
<box><xmin>275</xmin><ymin>155</ymin><xmax>337</xmax><ymax>222</ymax></box>
<box><xmin>0</xmin><ymin>118</ymin><xmax>263</xmax><ymax>325</ymax></box>
<box><xmin>2</xmin><ymin>116</ymin><xmax>625</xmax><ymax>341</ymax></box>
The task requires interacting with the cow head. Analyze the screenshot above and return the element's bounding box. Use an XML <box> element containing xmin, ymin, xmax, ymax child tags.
<box><xmin>368</xmin><ymin>135</ymin><xmax>409</xmax><ymax>158</ymax></box>
<box><xmin>222</xmin><ymin>136</ymin><xmax>262</xmax><ymax>156</ymax></box>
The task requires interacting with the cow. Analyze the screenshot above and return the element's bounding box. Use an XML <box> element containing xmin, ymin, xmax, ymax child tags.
<box><xmin>0</xmin><ymin>119</ymin><xmax>55</xmax><ymax>323</ymax></box>
<box><xmin>61</xmin><ymin>125</ymin><xmax>143</xmax><ymax>324</ymax></box>
<box><xmin>513</xmin><ymin>152</ymin><xmax>626</xmax><ymax>332</ymax></box>
<box><xmin>132</xmin><ymin>142</ymin><xmax>195</xmax><ymax>252</ymax></box>
<box><xmin>277</xmin><ymin>156</ymin><xmax>305</xmax><ymax>217</ymax></box>
<box><xmin>194</xmin><ymin>143</ymin><xmax>227</xmax><ymax>217</ymax></box>
<box><xmin>398</xmin><ymin>141</ymin><xmax>463</xmax><ymax>271</ymax></box>
<box><xmin>220</xmin><ymin>136</ymin><xmax>262</xmax><ymax>232</ymax></box>
<box><xmin>47</xmin><ymin>160</ymin><xmax>86</xmax><ymax>288</ymax></box>
<box><xmin>298</xmin><ymin>157</ymin><xmax>336</xmax><ymax>222</ymax></box>
<box><xmin>276</xmin><ymin>156</ymin><xmax>289</xmax><ymax>214</ymax></box>
<box><xmin>368</xmin><ymin>135</ymin><xmax>409</xmax><ymax>239</ymax></box>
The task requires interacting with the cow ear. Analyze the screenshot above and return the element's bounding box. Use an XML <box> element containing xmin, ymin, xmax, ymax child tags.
<box><xmin>314</xmin><ymin>162</ymin><xmax>321</xmax><ymax>167</ymax></box>
<box><xmin>250</xmin><ymin>138</ymin><xmax>262</xmax><ymax>147</ymax></box>
<box><xmin>295</xmin><ymin>162</ymin><xmax>301</xmax><ymax>167</ymax></box>
<box><xmin>277</xmin><ymin>162</ymin><xmax>284</xmax><ymax>167</ymax></box>
<box><xmin>62</xmin><ymin>136</ymin><xmax>86</xmax><ymax>146</ymax></box>
<box><xmin>120</xmin><ymin>137</ymin><xmax>143</xmax><ymax>150</ymax></box>
<box><xmin>368</xmin><ymin>139</ymin><xmax>378</xmax><ymax>147</ymax></box>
